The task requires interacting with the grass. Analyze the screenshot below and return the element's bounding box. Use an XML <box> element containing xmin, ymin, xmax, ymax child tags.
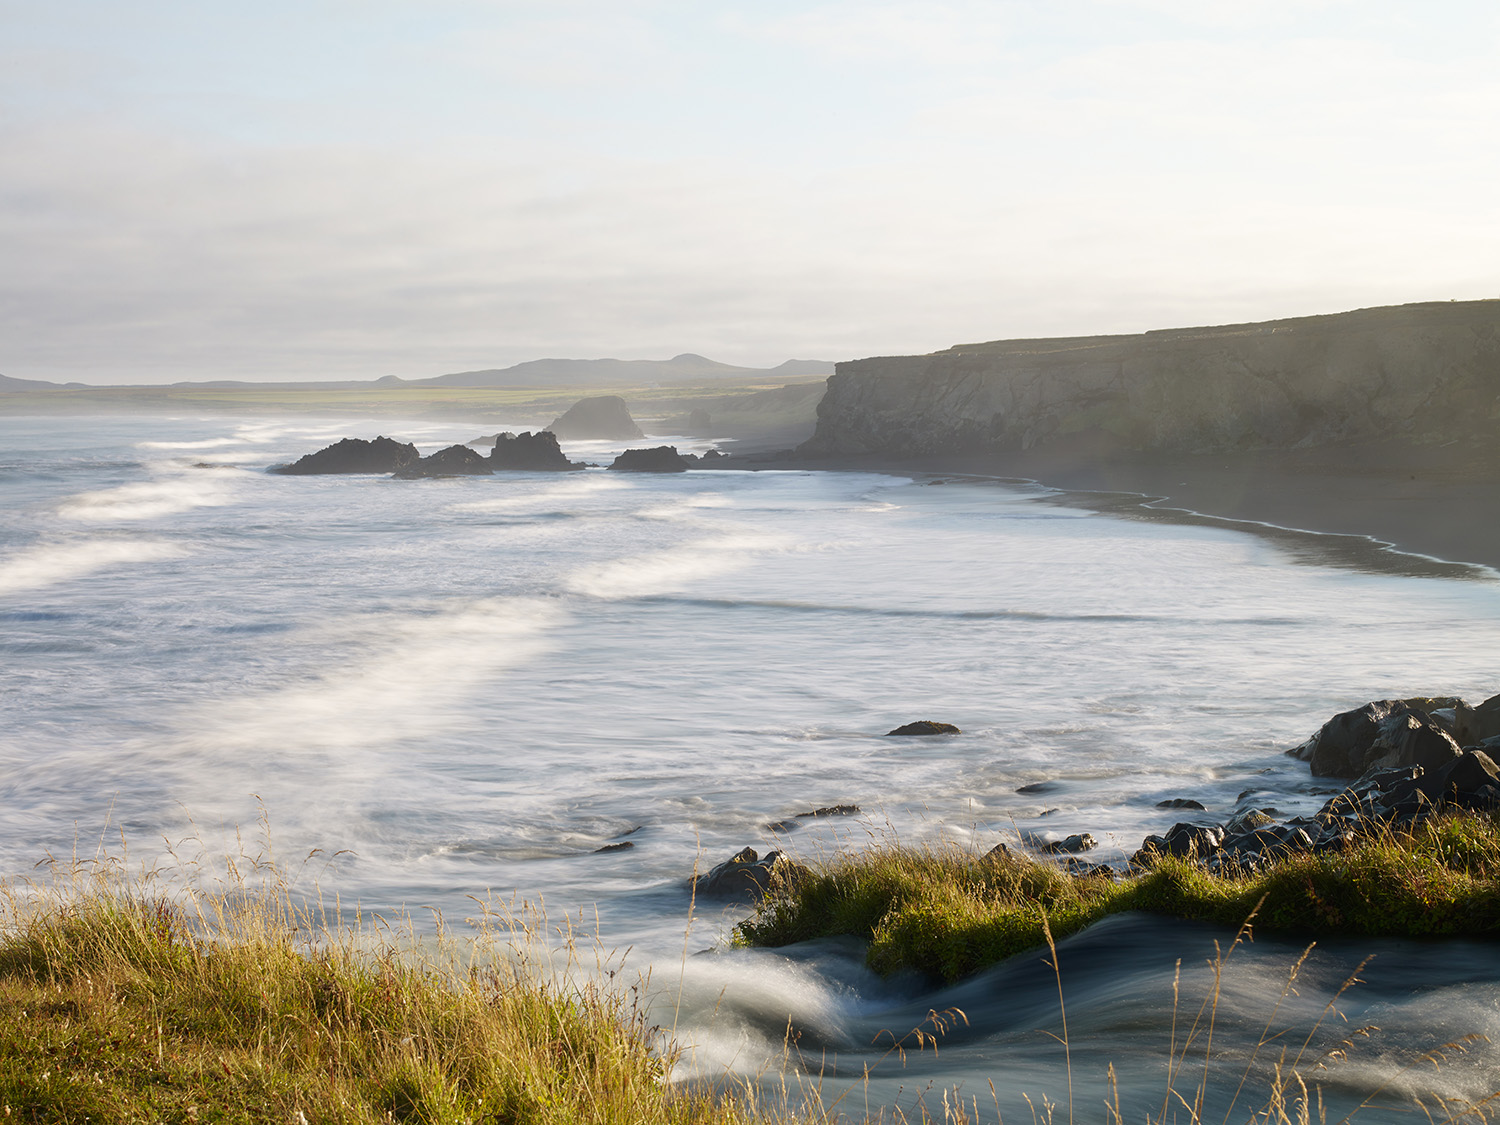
<box><xmin>737</xmin><ymin>810</ymin><xmax>1500</xmax><ymax>982</ymax></box>
<box><xmin>0</xmin><ymin>852</ymin><xmax>812</xmax><ymax>1125</ymax></box>
<box><xmin>5</xmin><ymin>820</ymin><xmax>1499</xmax><ymax>1124</ymax></box>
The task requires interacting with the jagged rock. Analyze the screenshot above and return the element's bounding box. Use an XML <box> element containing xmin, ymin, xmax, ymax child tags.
<box><xmin>887</xmin><ymin>721</ymin><xmax>961</xmax><ymax>736</ymax></box>
<box><xmin>691</xmin><ymin>847</ymin><xmax>809</xmax><ymax>903</ymax></box>
<box><xmin>272</xmin><ymin>436</ymin><xmax>419</xmax><ymax>475</ymax></box>
<box><xmin>765</xmin><ymin>805</ymin><xmax>861</xmax><ymax>832</ymax></box>
<box><xmin>393</xmin><ymin>445</ymin><xmax>494</xmax><ymax>479</ymax></box>
<box><xmin>1163</xmin><ymin>823</ymin><xmax>1225</xmax><ymax>858</ymax></box>
<box><xmin>1474</xmin><ymin>693</ymin><xmax>1500</xmax><ymax>743</ymax></box>
<box><xmin>548</xmin><ymin>395</ymin><xmax>644</xmax><ymax>440</ymax></box>
<box><xmin>1040</xmin><ymin>833</ymin><xmax>1098</xmax><ymax>854</ymax></box>
<box><xmin>593</xmin><ymin>842</ymin><xmax>634</xmax><ymax>854</ymax></box>
<box><xmin>1307</xmin><ymin>700</ymin><xmax>1462</xmax><ymax>777</ymax></box>
<box><xmin>1224</xmin><ymin>809</ymin><xmax>1276</xmax><ymax>834</ymax></box>
<box><xmin>490</xmin><ymin>431</ymin><xmax>584</xmax><ymax>471</ymax></box>
<box><xmin>608</xmin><ymin>446</ymin><xmax>692</xmax><ymax>472</ymax></box>
<box><xmin>1156</xmin><ymin>798</ymin><xmax>1207</xmax><ymax>810</ymax></box>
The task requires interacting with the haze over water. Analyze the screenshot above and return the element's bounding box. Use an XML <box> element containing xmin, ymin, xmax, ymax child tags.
<box><xmin>5</xmin><ymin>412</ymin><xmax>1500</xmax><ymax>1120</ymax></box>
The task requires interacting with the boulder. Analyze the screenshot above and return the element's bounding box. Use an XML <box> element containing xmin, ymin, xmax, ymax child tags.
<box><xmin>1156</xmin><ymin>798</ymin><xmax>1207</xmax><ymax>810</ymax></box>
<box><xmin>1307</xmin><ymin>700</ymin><xmax>1461</xmax><ymax>777</ymax></box>
<box><xmin>608</xmin><ymin>446</ymin><xmax>692</xmax><ymax>472</ymax></box>
<box><xmin>393</xmin><ymin>445</ymin><xmax>494</xmax><ymax>479</ymax></box>
<box><xmin>1161</xmin><ymin>823</ymin><xmax>1225</xmax><ymax>859</ymax></box>
<box><xmin>272</xmin><ymin>436</ymin><xmax>420</xmax><ymax>475</ymax></box>
<box><xmin>887</xmin><ymin>721</ymin><xmax>961</xmax><ymax>736</ymax></box>
<box><xmin>1428</xmin><ymin>750</ymin><xmax>1500</xmax><ymax>807</ymax></box>
<box><xmin>548</xmin><ymin>395</ymin><xmax>644</xmax><ymax>440</ymax></box>
<box><xmin>490</xmin><ymin>431</ymin><xmax>585</xmax><ymax>471</ymax></box>
<box><xmin>691</xmin><ymin>847</ymin><xmax>809</xmax><ymax>903</ymax></box>
<box><xmin>1040</xmin><ymin>833</ymin><xmax>1098</xmax><ymax>855</ymax></box>
<box><xmin>765</xmin><ymin>804</ymin><xmax>861</xmax><ymax>832</ymax></box>
<box><xmin>1474</xmin><ymin>693</ymin><xmax>1500</xmax><ymax>743</ymax></box>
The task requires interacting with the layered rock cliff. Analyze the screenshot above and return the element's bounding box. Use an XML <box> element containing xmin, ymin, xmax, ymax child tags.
<box><xmin>800</xmin><ymin>301</ymin><xmax>1500</xmax><ymax>458</ymax></box>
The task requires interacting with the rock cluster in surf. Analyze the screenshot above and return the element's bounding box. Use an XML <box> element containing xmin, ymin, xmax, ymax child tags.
<box><xmin>271</xmin><ymin>436</ymin><xmax>420</xmax><ymax>475</ymax></box>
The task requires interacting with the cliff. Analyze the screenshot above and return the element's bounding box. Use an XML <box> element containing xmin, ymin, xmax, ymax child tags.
<box><xmin>800</xmin><ymin>301</ymin><xmax>1500</xmax><ymax>458</ymax></box>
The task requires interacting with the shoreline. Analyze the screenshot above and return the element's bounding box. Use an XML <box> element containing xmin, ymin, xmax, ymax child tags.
<box><xmin>738</xmin><ymin>437</ymin><xmax>1500</xmax><ymax>578</ymax></box>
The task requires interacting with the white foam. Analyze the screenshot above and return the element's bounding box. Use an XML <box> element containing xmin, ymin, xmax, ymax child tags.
<box><xmin>57</xmin><ymin>468</ymin><xmax>242</xmax><ymax>522</ymax></box>
<box><xmin>0</xmin><ymin>538</ymin><xmax>190</xmax><ymax>595</ymax></box>
<box><xmin>171</xmin><ymin>596</ymin><xmax>564</xmax><ymax>753</ymax></box>
<box><xmin>449</xmin><ymin>475</ymin><xmax>632</xmax><ymax>514</ymax></box>
<box><xmin>564</xmin><ymin>533</ymin><xmax>788</xmax><ymax>599</ymax></box>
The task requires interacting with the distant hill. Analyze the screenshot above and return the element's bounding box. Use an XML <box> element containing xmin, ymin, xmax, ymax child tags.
<box><xmin>0</xmin><ymin>355</ymin><xmax>836</xmax><ymax>393</ymax></box>
<box><xmin>0</xmin><ymin>373</ymin><xmax>86</xmax><ymax>391</ymax></box>
<box><xmin>408</xmin><ymin>354</ymin><xmax>835</xmax><ymax>389</ymax></box>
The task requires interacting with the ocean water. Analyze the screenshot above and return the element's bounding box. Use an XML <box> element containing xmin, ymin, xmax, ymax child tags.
<box><xmin>4</xmin><ymin>411</ymin><xmax>1500</xmax><ymax>1120</ymax></box>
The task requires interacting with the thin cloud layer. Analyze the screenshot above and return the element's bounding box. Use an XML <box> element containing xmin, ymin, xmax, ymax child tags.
<box><xmin>1</xmin><ymin>0</ymin><xmax>1497</xmax><ymax>383</ymax></box>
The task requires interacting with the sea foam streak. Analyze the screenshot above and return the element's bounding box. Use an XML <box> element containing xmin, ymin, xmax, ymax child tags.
<box><xmin>170</xmin><ymin>596</ymin><xmax>564</xmax><ymax>753</ymax></box>
<box><xmin>57</xmin><ymin>468</ymin><xmax>241</xmax><ymax>522</ymax></box>
<box><xmin>564</xmin><ymin>533</ymin><xmax>789</xmax><ymax>599</ymax></box>
<box><xmin>0</xmin><ymin>539</ymin><xmax>190</xmax><ymax>595</ymax></box>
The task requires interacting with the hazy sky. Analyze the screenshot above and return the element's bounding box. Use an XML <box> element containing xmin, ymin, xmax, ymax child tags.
<box><xmin>4</xmin><ymin>1</ymin><xmax>1499</xmax><ymax>383</ymax></box>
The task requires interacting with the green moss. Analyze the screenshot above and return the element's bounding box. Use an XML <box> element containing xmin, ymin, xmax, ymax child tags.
<box><xmin>738</xmin><ymin>811</ymin><xmax>1500</xmax><ymax>982</ymax></box>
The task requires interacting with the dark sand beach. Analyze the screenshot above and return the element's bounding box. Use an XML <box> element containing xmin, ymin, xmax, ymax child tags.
<box><xmin>758</xmin><ymin>435</ymin><xmax>1500</xmax><ymax>576</ymax></box>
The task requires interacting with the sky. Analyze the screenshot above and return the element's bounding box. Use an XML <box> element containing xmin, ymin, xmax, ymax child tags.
<box><xmin>3</xmin><ymin>1</ymin><xmax>1499</xmax><ymax>384</ymax></box>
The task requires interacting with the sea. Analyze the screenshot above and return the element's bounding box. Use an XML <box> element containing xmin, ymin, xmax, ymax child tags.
<box><xmin>4</xmin><ymin>411</ymin><xmax>1500</xmax><ymax>1121</ymax></box>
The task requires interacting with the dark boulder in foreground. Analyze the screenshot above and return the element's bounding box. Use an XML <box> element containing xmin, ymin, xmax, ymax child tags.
<box><xmin>608</xmin><ymin>446</ymin><xmax>692</xmax><ymax>472</ymax></box>
<box><xmin>1295</xmin><ymin>698</ymin><xmax>1464</xmax><ymax>777</ymax></box>
<box><xmin>272</xmin><ymin>436</ymin><xmax>419</xmax><ymax>475</ymax></box>
<box><xmin>490</xmin><ymin>431</ymin><xmax>584</xmax><ymax>472</ymax></box>
<box><xmin>393</xmin><ymin>444</ymin><xmax>494</xmax><ymax>479</ymax></box>
<box><xmin>887</xmin><ymin>720</ymin><xmax>961</xmax><ymax>736</ymax></box>
<box><xmin>549</xmin><ymin>395</ymin><xmax>644</xmax><ymax>440</ymax></box>
<box><xmin>691</xmin><ymin>847</ymin><xmax>810</xmax><ymax>903</ymax></box>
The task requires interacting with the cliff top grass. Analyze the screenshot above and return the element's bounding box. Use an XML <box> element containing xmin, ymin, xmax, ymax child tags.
<box><xmin>736</xmin><ymin>810</ymin><xmax>1500</xmax><ymax>983</ymax></box>
<box><xmin>0</xmin><ymin>860</ymin><xmax>810</xmax><ymax>1125</ymax></box>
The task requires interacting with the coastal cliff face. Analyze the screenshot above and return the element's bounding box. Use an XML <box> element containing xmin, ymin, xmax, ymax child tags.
<box><xmin>801</xmin><ymin>301</ymin><xmax>1500</xmax><ymax>457</ymax></box>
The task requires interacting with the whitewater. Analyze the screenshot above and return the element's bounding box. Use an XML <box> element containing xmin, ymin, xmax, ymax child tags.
<box><xmin>4</xmin><ymin>412</ymin><xmax>1500</xmax><ymax>1121</ymax></box>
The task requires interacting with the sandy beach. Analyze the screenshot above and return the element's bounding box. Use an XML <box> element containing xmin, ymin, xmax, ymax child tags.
<box><xmin>762</xmin><ymin>435</ymin><xmax>1500</xmax><ymax>575</ymax></box>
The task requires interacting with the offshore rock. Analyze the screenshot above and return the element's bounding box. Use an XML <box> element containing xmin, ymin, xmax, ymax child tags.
<box><xmin>393</xmin><ymin>445</ymin><xmax>494</xmax><ymax>479</ymax></box>
<box><xmin>765</xmin><ymin>804</ymin><xmax>861</xmax><ymax>832</ymax></box>
<box><xmin>548</xmin><ymin>395</ymin><xmax>644</xmax><ymax>440</ymax></box>
<box><xmin>490</xmin><ymin>430</ymin><xmax>584</xmax><ymax>471</ymax></box>
<box><xmin>608</xmin><ymin>446</ymin><xmax>692</xmax><ymax>472</ymax></box>
<box><xmin>691</xmin><ymin>847</ymin><xmax>810</xmax><ymax>903</ymax></box>
<box><xmin>1040</xmin><ymin>832</ymin><xmax>1098</xmax><ymax>855</ymax></box>
<box><xmin>887</xmin><ymin>720</ymin><xmax>961</xmax><ymax>736</ymax></box>
<box><xmin>273</xmin><ymin>436</ymin><xmax>419</xmax><ymax>475</ymax></box>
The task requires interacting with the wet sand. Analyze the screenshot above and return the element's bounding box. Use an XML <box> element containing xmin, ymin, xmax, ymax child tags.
<box><xmin>742</xmin><ymin>436</ymin><xmax>1500</xmax><ymax>577</ymax></box>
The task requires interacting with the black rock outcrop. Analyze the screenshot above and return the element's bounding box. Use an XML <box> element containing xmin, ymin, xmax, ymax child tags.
<box><xmin>273</xmin><ymin>436</ymin><xmax>419</xmax><ymax>475</ymax></box>
<box><xmin>548</xmin><ymin>395</ymin><xmax>644</xmax><ymax>440</ymax></box>
<box><xmin>1293</xmin><ymin>697</ymin><xmax>1467</xmax><ymax>777</ymax></box>
<box><xmin>887</xmin><ymin>721</ymin><xmax>961</xmax><ymax>736</ymax></box>
<box><xmin>608</xmin><ymin>446</ymin><xmax>691</xmax><ymax>472</ymax></box>
<box><xmin>691</xmin><ymin>847</ymin><xmax>810</xmax><ymax>903</ymax></box>
<box><xmin>490</xmin><ymin>431</ymin><xmax>584</xmax><ymax>472</ymax></box>
<box><xmin>393</xmin><ymin>444</ymin><xmax>494</xmax><ymax>479</ymax></box>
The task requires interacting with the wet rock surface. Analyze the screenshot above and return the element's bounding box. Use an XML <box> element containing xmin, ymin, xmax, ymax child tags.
<box><xmin>608</xmin><ymin>446</ymin><xmax>692</xmax><ymax>472</ymax></box>
<box><xmin>272</xmin><ymin>436</ymin><xmax>420</xmax><ymax>475</ymax></box>
<box><xmin>765</xmin><ymin>804</ymin><xmax>861</xmax><ymax>832</ymax></box>
<box><xmin>393</xmin><ymin>444</ymin><xmax>494</xmax><ymax>478</ymax></box>
<box><xmin>490</xmin><ymin>430</ymin><xmax>584</xmax><ymax>471</ymax></box>
<box><xmin>691</xmin><ymin>847</ymin><xmax>811</xmax><ymax>903</ymax></box>
<box><xmin>887</xmin><ymin>720</ymin><xmax>961</xmax><ymax>736</ymax></box>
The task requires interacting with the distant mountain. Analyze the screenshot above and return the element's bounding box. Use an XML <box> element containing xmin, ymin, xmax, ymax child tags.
<box><xmin>0</xmin><ymin>373</ymin><xmax>86</xmax><ymax>391</ymax></box>
<box><xmin>411</xmin><ymin>354</ymin><xmax>835</xmax><ymax>388</ymax></box>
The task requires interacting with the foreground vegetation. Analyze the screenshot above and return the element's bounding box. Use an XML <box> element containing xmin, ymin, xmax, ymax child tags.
<box><xmin>739</xmin><ymin>810</ymin><xmax>1500</xmax><ymax>982</ymax></box>
<box><xmin>0</xmin><ymin>865</ymin><xmax>803</xmax><ymax>1125</ymax></box>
